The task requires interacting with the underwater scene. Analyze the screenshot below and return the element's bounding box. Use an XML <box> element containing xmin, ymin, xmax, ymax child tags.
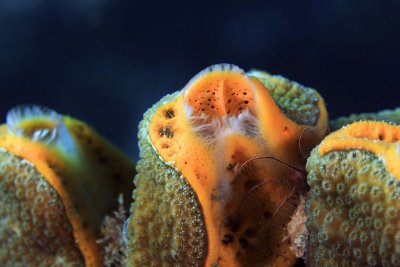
<box><xmin>1</xmin><ymin>1</ymin><xmax>400</xmax><ymax>266</ymax></box>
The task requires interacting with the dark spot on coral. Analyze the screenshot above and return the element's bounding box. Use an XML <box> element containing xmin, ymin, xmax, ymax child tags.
<box><xmin>225</xmin><ymin>218</ymin><xmax>240</xmax><ymax>232</ymax></box>
<box><xmin>244</xmin><ymin>101</ymin><xmax>249</xmax><ymax>104</ymax></box>
<box><xmin>263</xmin><ymin>211</ymin><xmax>271</xmax><ymax>219</ymax></box>
<box><xmin>61</xmin><ymin>178</ymin><xmax>68</xmax><ymax>186</ymax></box>
<box><xmin>226</xmin><ymin>163</ymin><xmax>235</xmax><ymax>172</ymax></box>
<box><xmin>221</xmin><ymin>234</ymin><xmax>234</xmax><ymax>245</ymax></box>
<box><xmin>47</xmin><ymin>161</ymin><xmax>56</xmax><ymax>169</ymax></box>
<box><xmin>159</xmin><ymin>125</ymin><xmax>174</xmax><ymax>138</ymax></box>
<box><xmin>165</xmin><ymin>109</ymin><xmax>175</xmax><ymax>119</ymax></box>
<box><xmin>378</xmin><ymin>134</ymin><xmax>384</xmax><ymax>141</ymax></box>
<box><xmin>244</xmin><ymin>178</ymin><xmax>259</xmax><ymax>190</ymax></box>
<box><xmin>161</xmin><ymin>143</ymin><xmax>170</xmax><ymax>149</ymax></box>
<box><xmin>243</xmin><ymin>92</ymin><xmax>247</xmax><ymax>95</ymax></box>
<box><xmin>294</xmin><ymin>258</ymin><xmax>306</xmax><ymax>266</ymax></box>
<box><xmin>244</xmin><ymin>227</ymin><xmax>255</xmax><ymax>238</ymax></box>
<box><xmin>239</xmin><ymin>237</ymin><xmax>249</xmax><ymax>249</ymax></box>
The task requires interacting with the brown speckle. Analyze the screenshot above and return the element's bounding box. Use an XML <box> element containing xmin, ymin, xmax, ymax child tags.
<box><xmin>244</xmin><ymin>228</ymin><xmax>255</xmax><ymax>238</ymax></box>
<box><xmin>159</xmin><ymin>125</ymin><xmax>174</xmax><ymax>138</ymax></box>
<box><xmin>225</xmin><ymin>218</ymin><xmax>240</xmax><ymax>232</ymax></box>
<box><xmin>239</xmin><ymin>237</ymin><xmax>249</xmax><ymax>248</ymax></box>
<box><xmin>222</xmin><ymin>234</ymin><xmax>234</xmax><ymax>245</ymax></box>
<box><xmin>263</xmin><ymin>211</ymin><xmax>271</xmax><ymax>219</ymax></box>
<box><xmin>165</xmin><ymin>109</ymin><xmax>175</xmax><ymax>119</ymax></box>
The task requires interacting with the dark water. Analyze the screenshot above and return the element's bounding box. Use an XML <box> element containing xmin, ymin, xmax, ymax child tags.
<box><xmin>0</xmin><ymin>0</ymin><xmax>399</xmax><ymax>160</ymax></box>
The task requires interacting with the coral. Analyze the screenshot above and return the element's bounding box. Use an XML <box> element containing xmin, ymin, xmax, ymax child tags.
<box><xmin>306</xmin><ymin>121</ymin><xmax>400</xmax><ymax>266</ymax></box>
<box><xmin>330</xmin><ymin>107</ymin><xmax>400</xmax><ymax>130</ymax></box>
<box><xmin>127</xmin><ymin>64</ymin><xmax>328</xmax><ymax>266</ymax></box>
<box><xmin>285</xmin><ymin>196</ymin><xmax>307</xmax><ymax>259</ymax></box>
<box><xmin>4</xmin><ymin>66</ymin><xmax>400</xmax><ymax>267</ymax></box>
<box><xmin>0</xmin><ymin>148</ymin><xmax>84</xmax><ymax>266</ymax></box>
<box><xmin>126</xmin><ymin>92</ymin><xmax>208</xmax><ymax>266</ymax></box>
<box><xmin>247</xmin><ymin>70</ymin><xmax>322</xmax><ymax>126</ymax></box>
<box><xmin>97</xmin><ymin>194</ymin><xmax>127</xmax><ymax>267</ymax></box>
<box><xmin>0</xmin><ymin>105</ymin><xmax>135</xmax><ymax>266</ymax></box>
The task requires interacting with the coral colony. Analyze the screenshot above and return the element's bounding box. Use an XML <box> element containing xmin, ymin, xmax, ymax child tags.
<box><xmin>1</xmin><ymin>64</ymin><xmax>399</xmax><ymax>267</ymax></box>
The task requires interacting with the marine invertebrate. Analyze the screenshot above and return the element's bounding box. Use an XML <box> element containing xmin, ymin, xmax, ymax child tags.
<box><xmin>127</xmin><ymin>64</ymin><xmax>328</xmax><ymax>266</ymax></box>
<box><xmin>306</xmin><ymin>121</ymin><xmax>400</xmax><ymax>266</ymax></box>
<box><xmin>330</xmin><ymin>107</ymin><xmax>400</xmax><ymax>130</ymax></box>
<box><xmin>0</xmin><ymin>105</ymin><xmax>135</xmax><ymax>266</ymax></box>
<box><xmin>97</xmin><ymin>194</ymin><xmax>128</xmax><ymax>267</ymax></box>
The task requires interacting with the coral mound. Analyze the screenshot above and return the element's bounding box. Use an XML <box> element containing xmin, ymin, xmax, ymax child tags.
<box><xmin>306</xmin><ymin>121</ymin><xmax>400</xmax><ymax>267</ymax></box>
<box><xmin>127</xmin><ymin>64</ymin><xmax>328</xmax><ymax>267</ymax></box>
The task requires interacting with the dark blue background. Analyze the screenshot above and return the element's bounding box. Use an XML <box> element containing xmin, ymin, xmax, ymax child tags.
<box><xmin>1</xmin><ymin>0</ymin><xmax>399</xmax><ymax>160</ymax></box>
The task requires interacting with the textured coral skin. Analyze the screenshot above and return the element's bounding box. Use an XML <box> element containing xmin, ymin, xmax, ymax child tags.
<box><xmin>0</xmin><ymin>108</ymin><xmax>135</xmax><ymax>266</ymax></box>
<box><xmin>0</xmin><ymin>148</ymin><xmax>85</xmax><ymax>266</ymax></box>
<box><xmin>330</xmin><ymin>108</ymin><xmax>400</xmax><ymax>130</ymax></box>
<box><xmin>126</xmin><ymin>92</ymin><xmax>208</xmax><ymax>266</ymax></box>
<box><xmin>306</xmin><ymin>121</ymin><xmax>400</xmax><ymax>266</ymax></box>
<box><xmin>247</xmin><ymin>70</ymin><xmax>322</xmax><ymax>126</ymax></box>
<box><xmin>127</xmin><ymin>64</ymin><xmax>328</xmax><ymax>266</ymax></box>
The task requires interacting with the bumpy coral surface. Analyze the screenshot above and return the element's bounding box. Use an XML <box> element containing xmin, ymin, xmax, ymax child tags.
<box><xmin>126</xmin><ymin>92</ymin><xmax>208</xmax><ymax>266</ymax></box>
<box><xmin>0</xmin><ymin>148</ymin><xmax>85</xmax><ymax>266</ymax></box>
<box><xmin>0</xmin><ymin>105</ymin><xmax>135</xmax><ymax>266</ymax></box>
<box><xmin>127</xmin><ymin>64</ymin><xmax>328</xmax><ymax>266</ymax></box>
<box><xmin>330</xmin><ymin>108</ymin><xmax>400</xmax><ymax>130</ymax></box>
<box><xmin>306</xmin><ymin>121</ymin><xmax>400</xmax><ymax>266</ymax></box>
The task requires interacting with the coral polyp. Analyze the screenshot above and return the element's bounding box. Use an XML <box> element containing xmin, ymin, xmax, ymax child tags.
<box><xmin>0</xmin><ymin>105</ymin><xmax>135</xmax><ymax>266</ymax></box>
<box><xmin>127</xmin><ymin>64</ymin><xmax>328</xmax><ymax>266</ymax></box>
<box><xmin>306</xmin><ymin>121</ymin><xmax>400</xmax><ymax>266</ymax></box>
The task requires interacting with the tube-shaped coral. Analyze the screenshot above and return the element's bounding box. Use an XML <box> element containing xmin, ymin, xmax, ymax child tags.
<box><xmin>127</xmin><ymin>64</ymin><xmax>328</xmax><ymax>266</ymax></box>
<box><xmin>306</xmin><ymin>121</ymin><xmax>400</xmax><ymax>266</ymax></box>
<box><xmin>0</xmin><ymin>105</ymin><xmax>135</xmax><ymax>266</ymax></box>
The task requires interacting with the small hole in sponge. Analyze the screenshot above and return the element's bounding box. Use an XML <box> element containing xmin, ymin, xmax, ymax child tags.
<box><xmin>162</xmin><ymin>143</ymin><xmax>169</xmax><ymax>149</ymax></box>
<box><xmin>221</xmin><ymin>234</ymin><xmax>234</xmax><ymax>245</ymax></box>
<box><xmin>159</xmin><ymin>125</ymin><xmax>174</xmax><ymax>138</ymax></box>
<box><xmin>164</xmin><ymin>109</ymin><xmax>175</xmax><ymax>119</ymax></box>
